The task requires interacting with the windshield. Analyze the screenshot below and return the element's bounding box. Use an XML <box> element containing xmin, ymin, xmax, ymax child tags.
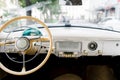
<box><xmin>0</xmin><ymin>0</ymin><xmax>120</xmax><ymax>32</ymax></box>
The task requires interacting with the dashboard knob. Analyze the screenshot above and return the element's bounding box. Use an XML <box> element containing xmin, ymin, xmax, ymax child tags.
<box><xmin>88</xmin><ymin>41</ymin><xmax>98</xmax><ymax>51</ymax></box>
<box><xmin>83</xmin><ymin>50</ymin><xmax>88</xmax><ymax>55</ymax></box>
<box><xmin>98</xmin><ymin>50</ymin><xmax>102</xmax><ymax>55</ymax></box>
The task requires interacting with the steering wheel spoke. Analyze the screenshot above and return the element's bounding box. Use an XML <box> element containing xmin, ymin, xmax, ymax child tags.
<box><xmin>21</xmin><ymin>53</ymin><xmax>26</xmax><ymax>72</ymax></box>
<box><xmin>0</xmin><ymin>40</ymin><xmax>15</xmax><ymax>46</ymax></box>
<box><xmin>21</xmin><ymin>67</ymin><xmax>26</xmax><ymax>73</ymax></box>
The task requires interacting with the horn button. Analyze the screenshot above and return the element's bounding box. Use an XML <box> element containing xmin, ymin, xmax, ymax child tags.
<box><xmin>15</xmin><ymin>37</ymin><xmax>30</xmax><ymax>51</ymax></box>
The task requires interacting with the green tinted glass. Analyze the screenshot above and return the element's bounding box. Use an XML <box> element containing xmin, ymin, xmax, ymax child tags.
<box><xmin>22</xmin><ymin>28</ymin><xmax>42</xmax><ymax>36</ymax></box>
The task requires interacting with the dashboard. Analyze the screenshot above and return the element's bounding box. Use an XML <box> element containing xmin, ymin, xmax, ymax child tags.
<box><xmin>1</xmin><ymin>40</ymin><xmax>120</xmax><ymax>57</ymax></box>
<box><xmin>1</xmin><ymin>26</ymin><xmax>120</xmax><ymax>58</ymax></box>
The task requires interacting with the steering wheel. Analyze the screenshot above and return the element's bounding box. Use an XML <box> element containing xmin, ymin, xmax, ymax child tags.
<box><xmin>0</xmin><ymin>16</ymin><xmax>53</xmax><ymax>75</ymax></box>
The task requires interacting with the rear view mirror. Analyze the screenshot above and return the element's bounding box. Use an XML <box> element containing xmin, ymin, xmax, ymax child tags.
<box><xmin>59</xmin><ymin>0</ymin><xmax>82</xmax><ymax>5</ymax></box>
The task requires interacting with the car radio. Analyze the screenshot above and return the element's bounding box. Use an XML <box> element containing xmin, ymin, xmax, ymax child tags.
<box><xmin>55</xmin><ymin>41</ymin><xmax>81</xmax><ymax>57</ymax></box>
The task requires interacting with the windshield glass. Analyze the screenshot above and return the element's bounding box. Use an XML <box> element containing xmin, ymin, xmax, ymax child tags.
<box><xmin>0</xmin><ymin>0</ymin><xmax>120</xmax><ymax>32</ymax></box>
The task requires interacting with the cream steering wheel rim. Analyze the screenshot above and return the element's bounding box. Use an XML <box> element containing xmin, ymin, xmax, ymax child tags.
<box><xmin>0</xmin><ymin>16</ymin><xmax>53</xmax><ymax>75</ymax></box>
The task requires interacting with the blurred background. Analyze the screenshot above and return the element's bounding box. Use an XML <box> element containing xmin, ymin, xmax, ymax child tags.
<box><xmin>0</xmin><ymin>0</ymin><xmax>120</xmax><ymax>24</ymax></box>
